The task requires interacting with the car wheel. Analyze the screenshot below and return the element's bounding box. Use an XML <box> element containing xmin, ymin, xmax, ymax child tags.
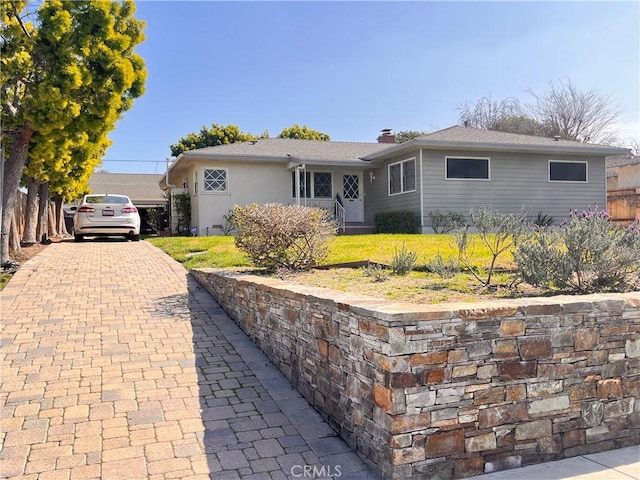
<box><xmin>130</xmin><ymin>234</ymin><xmax>140</xmax><ymax>242</ymax></box>
<box><xmin>74</xmin><ymin>234</ymin><xmax>84</xmax><ymax>242</ymax></box>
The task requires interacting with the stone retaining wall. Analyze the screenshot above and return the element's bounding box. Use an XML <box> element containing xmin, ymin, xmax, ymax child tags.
<box><xmin>191</xmin><ymin>269</ymin><xmax>640</xmax><ymax>480</ymax></box>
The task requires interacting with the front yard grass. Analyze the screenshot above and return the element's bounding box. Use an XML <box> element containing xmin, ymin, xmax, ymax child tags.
<box><xmin>148</xmin><ymin>233</ymin><xmax>513</xmax><ymax>270</ymax></box>
<box><xmin>148</xmin><ymin>234</ymin><xmax>522</xmax><ymax>304</ymax></box>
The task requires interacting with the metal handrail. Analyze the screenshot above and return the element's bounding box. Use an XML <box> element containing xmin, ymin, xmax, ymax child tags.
<box><xmin>334</xmin><ymin>199</ymin><xmax>346</xmax><ymax>233</ymax></box>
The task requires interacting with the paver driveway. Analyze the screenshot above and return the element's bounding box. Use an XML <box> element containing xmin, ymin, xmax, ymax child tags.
<box><xmin>0</xmin><ymin>240</ymin><xmax>375</xmax><ymax>480</ymax></box>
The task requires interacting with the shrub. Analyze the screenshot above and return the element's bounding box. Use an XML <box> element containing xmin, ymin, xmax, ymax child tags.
<box><xmin>374</xmin><ymin>211</ymin><xmax>416</xmax><ymax>234</ymax></box>
<box><xmin>426</xmin><ymin>253</ymin><xmax>459</xmax><ymax>279</ymax></box>
<box><xmin>172</xmin><ymin>192</ymin><xmax>191</xmax><ymax>233</ymax></box>
<box><xmin>428</xmin><ymin>210</ymin><xmax>465</xmax><ymax>234</ymax></box>
<box><xmin>533</xmin><ymin>211</ymin><xmax>554</xmax><ymax>227</ymax></box>
<box><xmin>146</xmin><ymin>207</ymin><xmax>168</xmax><ymax>232</ymax></box>
<box><xmin>513</xmin><ymin>227</ymin><xmax>569</xmax><ymax>290</ymax></box>
<box><xmin>515</xmin><ymin>209</ymin><xmax>640</xmax><ymax>293</ymax></box>
<box><xmin>453</xmin><ymin>205</ymin><xmax>530</xmax><ymax>286</ymax></box>
<box><xmin>362</xmin><ymin>263</ymin><xmax>390</xmax><ymax>282</ymax></box>
<box><xmin>220</xmin><ymin>210</ymin><xmax>236</xmax><ymax>236</ymax></box>
<box><xmin>391</xmin><ymin>241</ymin><xmax>418</xmax><ymax>275</ymax></box>
<box><xmin>232</xmin><ymin>203</ymin><xmax>337</xmax><ymax>271</ymax></box>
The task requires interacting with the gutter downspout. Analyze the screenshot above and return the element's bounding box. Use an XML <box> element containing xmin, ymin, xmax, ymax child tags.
<box><xmin>419</xmin><ymin>148</ymin><xmax>425</xmax><ymax>233</ymax></box>
<box><xmin>295</xmin><ymin>163</ymin><xmax>306</xmax><ymax>206</ymax></box>
<box><xmin>165</xmin><ymin>156</ymin><xmax>178</xmax><ymax>188</ymax></box>
<box><xmin>165</xmin><ymin>156</ymin><xmax>178</xmax><ymax>234</ymax></box>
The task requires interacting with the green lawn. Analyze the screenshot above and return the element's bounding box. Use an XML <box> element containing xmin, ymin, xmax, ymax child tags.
<box><xmin>0</xmin><ymin>273</ymin><xmax>12</xmax><ymax>290</ymax></box>
<box><xmin>147</xmin><ymin>233</ymin><xmax>514</xmax><ymax>271</ymax></box>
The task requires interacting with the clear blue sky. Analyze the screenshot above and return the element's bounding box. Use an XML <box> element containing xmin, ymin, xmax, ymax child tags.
<box><xmin>103</xmin><ymin>0</ymin><xmax>640</xmax><ymax>174</ymax></box>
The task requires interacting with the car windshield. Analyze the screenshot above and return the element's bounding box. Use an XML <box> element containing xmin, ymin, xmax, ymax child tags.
<box><xmin>85</xmin><ymin>195</ymin><xmax>129</xmax><ymax>204</ymax></box>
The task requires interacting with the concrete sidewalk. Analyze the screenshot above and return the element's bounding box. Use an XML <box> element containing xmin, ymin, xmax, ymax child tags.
<box><xmin>1</xmin><ymin>240</ymin><xmax>374</xmax><ymax>479</ymax></box>
<box><xmin>468</xmin><ymin>445</ymin><xmax>639</xmax><ymax>480</ymax></box>
<box><xmin>1</xmin><ymin>239</ymin><xmax>637</xmax><ymax>480</ymax></box>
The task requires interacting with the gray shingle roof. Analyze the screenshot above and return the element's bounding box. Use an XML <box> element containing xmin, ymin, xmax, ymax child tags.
<box><xmin>418</xmin><ymin>126</ymin><xmax>594</xmax><ymax>147</ymax></box>
<box><xmin>89</xmin><ymin>173</ymin><xmax>166</xmax><ymax>205</ymax></box>
<box><xmin>181</xmin><ymin>138</ymin><xmax>389</xmax><ymax>164</ymax></box>
<box><xmin>362</xmin><ymin>126</ymin><xmax>631</xmax><ymax>159</ymax></box>
<box><xmin>165</xmin><ymin>127</ymin><xmax>631</xmax><ymax>184</ymax></box>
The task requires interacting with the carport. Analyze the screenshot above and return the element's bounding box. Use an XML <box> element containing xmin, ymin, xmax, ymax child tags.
<box><xmin>87</xmin><ymin>173</ymin><xmax>168</xmax><ymax>233</ymax></box>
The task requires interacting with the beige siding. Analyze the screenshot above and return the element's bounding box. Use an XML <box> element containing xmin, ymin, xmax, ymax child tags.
<box><xmin>189</xmin><ymin>161</ymin><xmax>368</xmax><ymax>235</ymax></box>
<box><xmin>191</xmin><ymin>161</ymin><xmax>291</xmax><ymax>235</ymax></box>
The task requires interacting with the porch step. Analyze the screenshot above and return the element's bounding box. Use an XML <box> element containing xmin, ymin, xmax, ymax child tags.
<box><xmin>340</xmin><ymin>224</ymin><xmax>376</xmax><ymax>235</ymax></box>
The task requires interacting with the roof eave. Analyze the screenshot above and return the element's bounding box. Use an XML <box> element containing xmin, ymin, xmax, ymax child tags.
<box><xmin>181</xmin><ymin>151</ymin><xmax>290</xmax><ymax>163</ymax></box>
<box><xmin>166</xmin><ymin>150</ymin><xmax>372</xmax><ymax>173</ymax></box>
<box><xmin>363</xmin><ymin>140</ymin><xmax>631</xmax><ymax>160</ymax></box>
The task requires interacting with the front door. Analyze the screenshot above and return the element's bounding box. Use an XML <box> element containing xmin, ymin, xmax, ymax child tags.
<box><xmin>342</xmin><ymin>174</ymin><xmax>363</xmax><ymax>222</ymax></box>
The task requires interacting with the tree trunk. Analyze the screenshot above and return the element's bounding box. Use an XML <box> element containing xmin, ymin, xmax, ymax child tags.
<box><xmin>1</xmin><ymin>123</ymin><xmax>33</xmax><ymax>265</ymax></box>
<box><xmin>48</xmin><ymin>200</ymin><xmax>57</xmax><ymax>238</ymax></box>
<box><xmin>9</xmin><ymin>212</ymin><xmax>21</xmax><ymax>254</ymax></box>
<box><xmin>36</xmin><ymin>182</ymin><xmax>49</xmax><ymax>243</ymax></box>
<box><xmin>54</xmin><ymin>197</ymin><xmax>68</xmax><ymax>236</ymax></box>
<box><xmin>22</xmin><ymin>176</ymin><xmax>41</xmax><ymax>245</ymax></box>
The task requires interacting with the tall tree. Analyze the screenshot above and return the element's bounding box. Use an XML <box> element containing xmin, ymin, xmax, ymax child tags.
<box><xmin>277</xmin><ymin>124</ymin><xmax>330</xmax><ymax>141</ymax></box>
<box><xmin>1</xmin><ymin>0</ymin><xmax>146</xmax><ymax>263</ymax></box>
<box><xmin>170</xmin><ymin>123</ymin><xmax>258</xmax><ymax>156</ymax></box>
<box><xmin>527</xmin><ymin>78</ymin><xmax>619</xmax><ymax>144</ymax></box>
<box><xmin>395</xmin><ymin>130</ymin><xmax>430</xmax><ymax>143</ymax></box>
<box><xmin>457</xmin><ymin>95</ymin><xmax>552</xmax><ymax>136</ymax></box>
<box><xmin>458</xmin><ymin>96</ymin><xmax>525</xmax><ymax>130</ymax></box>
<box><xmin>489</xmin><ymin>114</ymin><xmax>555</xmax><ymax>137</ymax></box>
<box><xmin>458</xmin><ymin>80</ymin><xmax>620</xmax><ymax>144</ymax></box>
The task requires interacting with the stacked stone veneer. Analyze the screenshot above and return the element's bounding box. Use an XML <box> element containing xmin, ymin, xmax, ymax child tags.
<box><xmin>191</xmin><ymin>269</ymin><xmax>640</xmax><ymax>480</ymax></box>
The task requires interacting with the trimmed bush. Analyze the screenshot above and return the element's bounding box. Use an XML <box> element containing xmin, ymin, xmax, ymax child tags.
<box><xmin>374</xmin><ymin>211</ymin><xmax>416</xmax><ymax>234</ymax></box>
<box><xmin>232</xmin><ymin>203</ymin><xmax>337</xmax><ymax>271</ymax></box>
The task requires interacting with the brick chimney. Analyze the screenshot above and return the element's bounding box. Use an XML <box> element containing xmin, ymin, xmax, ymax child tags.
<box><xmin>377</xmin><ymin>128</ymin><xmax>396</xmax><ymax>144</ymax></box>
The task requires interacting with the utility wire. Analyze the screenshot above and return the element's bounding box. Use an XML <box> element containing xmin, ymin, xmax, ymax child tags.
<box><xmin>101</xmin><ymin>159</ymin><xmax>163</xmax><ymax>163</ymax></box>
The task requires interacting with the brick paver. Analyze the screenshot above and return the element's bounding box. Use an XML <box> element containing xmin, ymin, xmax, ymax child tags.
<box><xmin>1</xmin><ymin>240</ymin><xmax>375</xmax><ymax>479</ymax></box>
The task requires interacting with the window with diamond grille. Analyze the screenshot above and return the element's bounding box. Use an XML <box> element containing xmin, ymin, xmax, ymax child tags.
<box><xmin>314</xmin><ymin>172</ymin><xmax>332</xmax><ymax>198</ymax></box>
<box><xmin>343</xmin><ymin>175</ymin><xmax>359</xmax><ymax>199</ymax></box>
<box><xmin>204</xmin><ymin>168</ymin><xmax>227</xmax><ymax>193</ymax></box>
<box><xmin>291</xmin><ymin>172</ymin><xmax>332</xmax><ymax>198</ymax></box>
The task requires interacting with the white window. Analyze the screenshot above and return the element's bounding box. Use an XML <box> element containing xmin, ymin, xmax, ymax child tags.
<box><xmin>388</xmin><ymin>158</ymin><xmax>416</xmax><ymax>195</ymax></box>
<box><xmin>446</xmin><ymin>157</ymin><xmax>490</xmax><ymax>180</ymax></box>
<box><xmin>549</xmin><ymin>160</ymin><xmax>587</xmax><ymax>182</ymax></box>
<box><xmin>194</xmin><ymin>170</ymin><xmax>198</xmax><ymax>194</ymax></box>
<box><xmin>291</xmin><ymin>171</ymin><xmax>332</xmax><ymax>199</ymax></box>
<box><xmin>204</xmin><ymin>168</ymin><xmax>228</xmax><ymax>193</ymax></box>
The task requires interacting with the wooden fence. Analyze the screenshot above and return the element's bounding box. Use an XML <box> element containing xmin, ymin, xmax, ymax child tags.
<box><xmin>607</xmin><ymin>188</ymin><xmax>640</xmax><ymax>225</ymax></box>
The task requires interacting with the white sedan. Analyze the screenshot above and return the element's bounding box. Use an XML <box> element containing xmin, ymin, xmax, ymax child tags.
<box><xmin>73</xmin><ymin>194</ymin><xmax>141</xmax><ymax>242</ymax></box>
